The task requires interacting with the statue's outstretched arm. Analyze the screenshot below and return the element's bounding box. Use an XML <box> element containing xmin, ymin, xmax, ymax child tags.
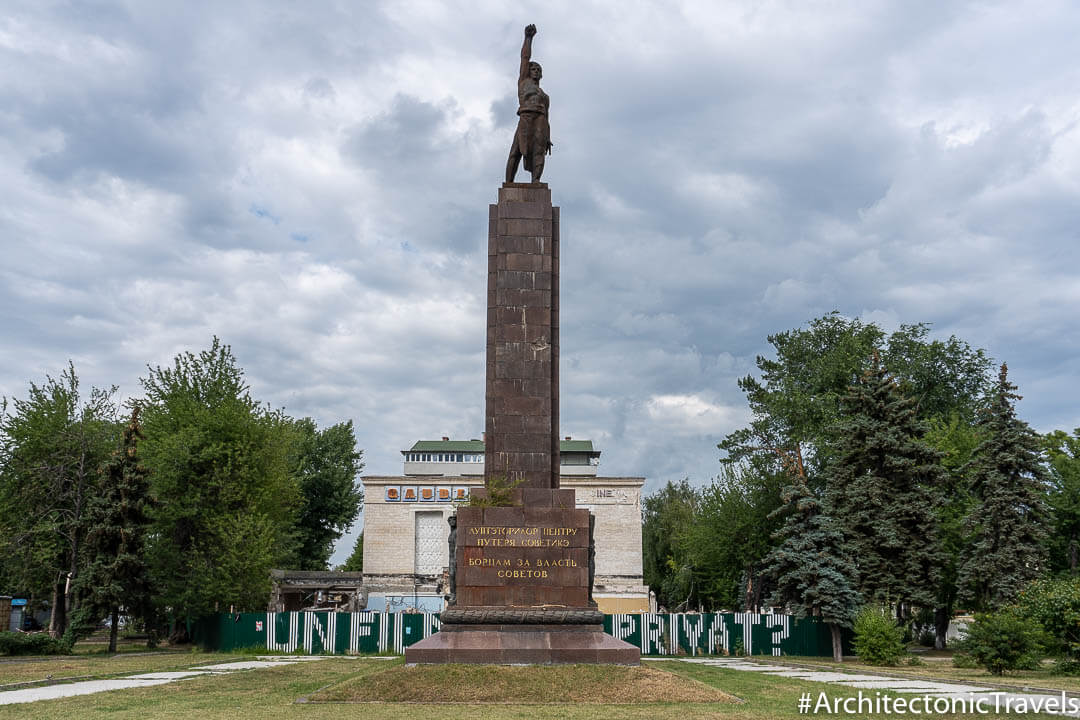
<box><xmin>519</xmin><ymin>24</ymin><xmax>536</xmax><ymax>82</ymax></box>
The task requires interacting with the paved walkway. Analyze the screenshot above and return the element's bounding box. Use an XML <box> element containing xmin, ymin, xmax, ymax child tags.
<box><xmin>665</xmin><ymin>657</ymin><xmax>1080</xmax><ymax>717</ymax></box>
<box><xmin>0</xmin><ymin>655</ymin><xmax>357</xmax><ymax>706</ymax></box>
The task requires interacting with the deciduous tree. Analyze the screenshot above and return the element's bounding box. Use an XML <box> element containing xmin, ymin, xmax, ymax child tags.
<box><xmin>290</xmin><ymin>418</ymin><xmax>363</xmax><ymax>570</ymax></box>
<box><xmin>1043</xmin><ymin>428</ymin><xmax>1080</xmax><ymax>576</ymax></box>
<box><xmin>139</xmin><ymin>339</ymin><xmax>301</xmax><ymax>630</ymax></box>
<box><xmin>0</xmin><ymin>363</ymin><xmax>119</xmax><ymax>636</ymax></box>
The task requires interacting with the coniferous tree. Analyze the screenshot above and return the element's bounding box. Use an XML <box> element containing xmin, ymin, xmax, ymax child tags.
<box><xmin>340</xmin><ymin>532</ymin><xmax>363</xmax><ymax>572</ymax></box>
<box><xmin>958</xmin><ymin>364</ymin><xmax>1049</xmax><ymax>609</ymax></box>
<box><xmin>74</xmin><ymin>407</ymin><xmax>154</xmax><ymax>652</ymax></box>
<box><xmin>763</xmin><ymin>479</ymin><xmax>861</xmax><ymax>662</ymax></box>
<box><xmin>826</xmin><ymin>354</ymin><xmax>947</xmax><ymax>614</ymax></box>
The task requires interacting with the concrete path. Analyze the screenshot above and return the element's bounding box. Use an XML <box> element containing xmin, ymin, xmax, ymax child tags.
<box><xmin>0</xmin><ymin>655</ymin><xmax>331</xmax><ymax>706</ymax></box>
<box><xmin>664</xmin><ymin>657</ymin><xmax>1080</xmax><ymax>717</ymax></box>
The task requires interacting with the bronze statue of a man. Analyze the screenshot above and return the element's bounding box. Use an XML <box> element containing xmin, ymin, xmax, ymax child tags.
<box><xmin>505</xmin><ymin>24</ymin><xmax>551</xmax><ymax>184</ymax></box>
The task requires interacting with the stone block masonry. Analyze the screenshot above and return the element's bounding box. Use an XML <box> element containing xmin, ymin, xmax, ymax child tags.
<box><xmin>485</xmin><ymin>182</ymin><xmax>560</xmax><ymax>489</ymax></box>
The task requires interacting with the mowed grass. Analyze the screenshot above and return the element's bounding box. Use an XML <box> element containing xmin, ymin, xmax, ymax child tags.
<box><xmin>312</xmin><ymin>662</ymin><xmax>735</xmax><ymax>703</ymax></box>
<box><xmin>0</xmin><ymin>655</ymin><xmax>1062</xmax><ymax>719</ymax></box>
<box><xmin>755</xmin><ymin>655</ymin><xmax>1080</xmax><ymax>694</ymax></box>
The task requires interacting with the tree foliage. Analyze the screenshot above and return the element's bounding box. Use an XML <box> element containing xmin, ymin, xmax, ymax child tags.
<box><xmin>957</xmin><ymin>364</ymin><xmax>1049</xmax><ymax>610</ymax></box>
<box><xmin>1043</xmin><ymin>428</ymin><xmax>1080</xmax><ymax>576</ymax></box>
<box><xmin>1017</xmin><ymin>576</ymin><xmax>1080</xmax><ymax>659</ymax></box>
<box><xmin>720</xmin><ymin>313</ymin><xmax>991</xmax><ymax>485</ymax></box>
<box><xmin>825</xmin><ymin>355</ymin><xmax>947</xmax><ymax>609</ymax></box>
<box><xmin>642</xmin><ymin>479</ymin><xmax>699</xmax><ymax>610</ymax></box>
<box><xmin>852</xmin><ymin>606</ymin><xmax>906</xmax><ymax>666</ymax></box>
<box><xmin>957</xmin><ymin>610</ymin><xmax>1044</xmax><ymax>675</ymax></box>
<box><xmin>291</xmin><ymin>418</ymin><xmax>363</xmax><ymax>570</ymax></box>
<box><xmin>139</xmin><ymin>338</ymin><xmax>302</xmax><ymax>619</ymax></box>
<box><xmin>72</xmin><ymin>407</ymin><xmax>154</xmax><ymax>652</ymax></box>
<box><xmin>0</xmin><ymin>363</ymin><xmax>120</xmax><ymax>636</ymax></box>
<box><xmin>0</xmin><ymin>340</ymin><xmax>367</xmax><ymax>635</ymax></box>
<box><xmin>341</xmin><ymin>532</ymin><xmax>364</xmax><ymax>572</ymax></box>
<box><xmin>763</xmin><ymin>478</ymin><xmax>861</xmax><ymax>661</ymax></box>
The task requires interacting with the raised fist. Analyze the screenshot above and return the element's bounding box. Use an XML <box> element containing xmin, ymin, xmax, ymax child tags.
<box><xmin>525</xmin><ymin>24</ymin><xmax>537</xmax><ymax>37</ymax></box>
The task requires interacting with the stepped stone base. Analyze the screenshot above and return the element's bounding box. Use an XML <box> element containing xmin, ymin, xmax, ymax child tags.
<box><xmin>404</xmin><ymin>623</ymin><xmax>640</xmax><ymax>665</ymax></box>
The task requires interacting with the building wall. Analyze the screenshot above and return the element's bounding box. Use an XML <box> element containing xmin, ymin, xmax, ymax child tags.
<box><xmin>361</xmin><ymin>475</ymin><xmax>649</xmax><ymax>613</ymax></box>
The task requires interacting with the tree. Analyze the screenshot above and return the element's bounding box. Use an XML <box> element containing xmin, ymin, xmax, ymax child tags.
<box><xmin>72</xmin><ymin>407</ymin><xmax>154</xmax><ymax>652</ymax></box>
<box><xmin>642</xmin><ymin>480</ymin><xmax>700</xmax><ymax>610</ymax></box>
<box><xmin>0</xmin><ymin>363</ymin><xmax>119</xmax><ymax>637</ymax></box>
<box><xmin>291</xmin><ymin>418</ymin><xmax>363</xmax><ymax>570</ymax></box>
<box><xmin>762</xmin><ymin>478</ymin><xmax>861</xmax><ymax>661</ymax></box>
<box><xmin>687</xmin><ymin>463</ymin><xmax>785</xmax><ymax>611</ymax></box>
<box><xmin>957</xmin><ymin>610</ymin><xmax>1044</xmax><ymax>675</ymax></box>
<box><xmin>825</xmin><ymin>354</ymin><xmax>947</xmax><ymax>613</ymax></box>
<box><xmin>341</xmin><ymin>532</ymin><xmax>363</xmax><ymax>572</ymax></box>
<box><xmin>1043</xmin><ymin>428</ymin><xmax>1080</xmax><ymax>576</ymax></box>
<box><xmin>139</xmin><ymin>338</ymin><xmax>301</xmax><ymax>629</ymax></box>
<box><xmin>957</xmin><ymin>364</ymin><xmax>1049</xmax><ymax>610</ymax></box>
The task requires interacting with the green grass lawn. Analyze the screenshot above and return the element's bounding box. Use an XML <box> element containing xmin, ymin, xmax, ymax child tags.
<box><xmin>0</xmin><ymin>655</ymin><xmax>1064</xmax><ymax>719</ymax></box>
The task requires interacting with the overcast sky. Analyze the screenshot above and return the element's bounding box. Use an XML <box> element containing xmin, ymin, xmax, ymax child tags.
<box><xmin>2</xmin><ymin>1</ymin><xmax>1078</xmax><ymax>565</ymax></box>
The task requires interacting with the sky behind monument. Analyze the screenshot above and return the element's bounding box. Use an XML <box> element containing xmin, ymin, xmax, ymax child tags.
<box><xmin>2</xmin><ymin>1</ymin><xmax>1078</xmax><ymax>564</ymax></box>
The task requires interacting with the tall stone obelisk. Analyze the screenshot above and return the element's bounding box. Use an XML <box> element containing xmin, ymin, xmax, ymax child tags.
<box><xmin>484</xmin><ymin>182</ymin><xmax>560</xmax><ymax>489</ymax></box>
<box><xmin>404</xmin><ymin>23</ymin><xmax>639</xmax><ymax>665</ymax></box>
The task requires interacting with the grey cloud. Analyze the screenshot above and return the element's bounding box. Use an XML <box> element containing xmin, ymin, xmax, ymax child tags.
<box><xmin>3</xmin><ymin>2</ymin><xmax>1080</xmax><ymax>566</ymax></box>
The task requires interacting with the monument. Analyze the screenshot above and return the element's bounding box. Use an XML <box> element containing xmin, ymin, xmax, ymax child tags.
<box><xmin>404</xmin><ymin>25</ymin><xmax>639</xmax><ymax>665</ymax></box>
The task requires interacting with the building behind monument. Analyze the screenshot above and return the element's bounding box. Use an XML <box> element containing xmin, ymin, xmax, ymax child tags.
<box><xmin>360</xmin><ymin>437</ymin><xmax>650</xmax><ymax>614</ymax></box>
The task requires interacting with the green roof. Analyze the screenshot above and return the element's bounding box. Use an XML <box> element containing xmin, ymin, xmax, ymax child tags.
<box><xmin>408</xmin><ymin>440</ymin><xmax>485</xmax><ymax>452</ymax></box>
<box><xmin>560</xmin><ymin>440</ymin><xmax>596</xmax><ymax>453</ymax></box>
<box><xmin>405</xmin><ymin>439</ymin><xmax>598</xmax><ymax>455</ymax></box>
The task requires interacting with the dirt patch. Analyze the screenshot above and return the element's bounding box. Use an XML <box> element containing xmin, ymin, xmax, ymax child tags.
<box><xmin>311</xmin><ymin>663</ymin><xmax>736</xmax><ymax>704</ymax></box>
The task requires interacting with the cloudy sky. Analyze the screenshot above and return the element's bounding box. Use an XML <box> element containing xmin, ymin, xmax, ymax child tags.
<box><xmin>2</xmin><ymin>1</ymin><xmax>1078</xmax><ymax>564</ymax></box>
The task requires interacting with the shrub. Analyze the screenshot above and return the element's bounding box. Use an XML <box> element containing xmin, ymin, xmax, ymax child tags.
<box><xmin>956</xmin><ymin>611</ymin><xmax>1044</xmax><ymax>675</ymax></box>
<box><xmin>1051</xmin><ymin>659</ymin><xmax>1080</xmax><ymax>676</ymax></box>
<box><xmin>0</xmin><ymin>631</ymin><xmax>70</xmax><ymax>656</ymax></box>
<box><xmin>905</xmin><ymin>655</ymin><xmax>927</xmax><ymax>666</ymax></box>
<box><xmin>952</xmin><ymin>652</ymin><xmax>980</xmax><ymax>669</ymax></box>
<box><xmin>1017</xmin><ymin>577</ymin><xmax>1080</xmax><ymax>659</ymax></box>
<box><xmin>852</xmin><ymin>606</ymin><xmax>905</xmax><ymax>666</ymax></box>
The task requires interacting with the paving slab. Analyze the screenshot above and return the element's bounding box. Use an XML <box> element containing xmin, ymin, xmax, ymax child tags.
<box><xmin>0</xmin><ymin>678</ymin><xmax>175</xmax><ymax>705</ymax></box>
<box><xmin>885</xmin><ymin>684</ymin><xmax>995</xmax><ymax>695</ymax></box>
<box><xmin>190</xmin><ymin>660</ymin><xmax>303</xmax><ymax>671</ymax></box>
<box><xmin>843</xmin><ymin>679</ymin><xmax>970</xmax><ymax>690</ymax></box>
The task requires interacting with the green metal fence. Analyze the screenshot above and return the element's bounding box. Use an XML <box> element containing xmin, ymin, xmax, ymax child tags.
<box><xmin>192</xmin><ymin>611</ymin><xmax>847</xmax><ymax>657</ymax></box>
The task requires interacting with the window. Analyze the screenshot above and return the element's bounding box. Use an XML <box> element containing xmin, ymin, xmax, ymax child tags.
<box><xmin>456</xmin><ymin>454</ymin><xmax>463</xmax><ymax>462</ymax></box>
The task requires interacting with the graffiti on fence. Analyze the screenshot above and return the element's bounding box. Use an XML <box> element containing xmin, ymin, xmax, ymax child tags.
<box><xmin>195</xmin><ymin>611</ymin><xmax>834</xmax><ymax>657</ymax></box>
